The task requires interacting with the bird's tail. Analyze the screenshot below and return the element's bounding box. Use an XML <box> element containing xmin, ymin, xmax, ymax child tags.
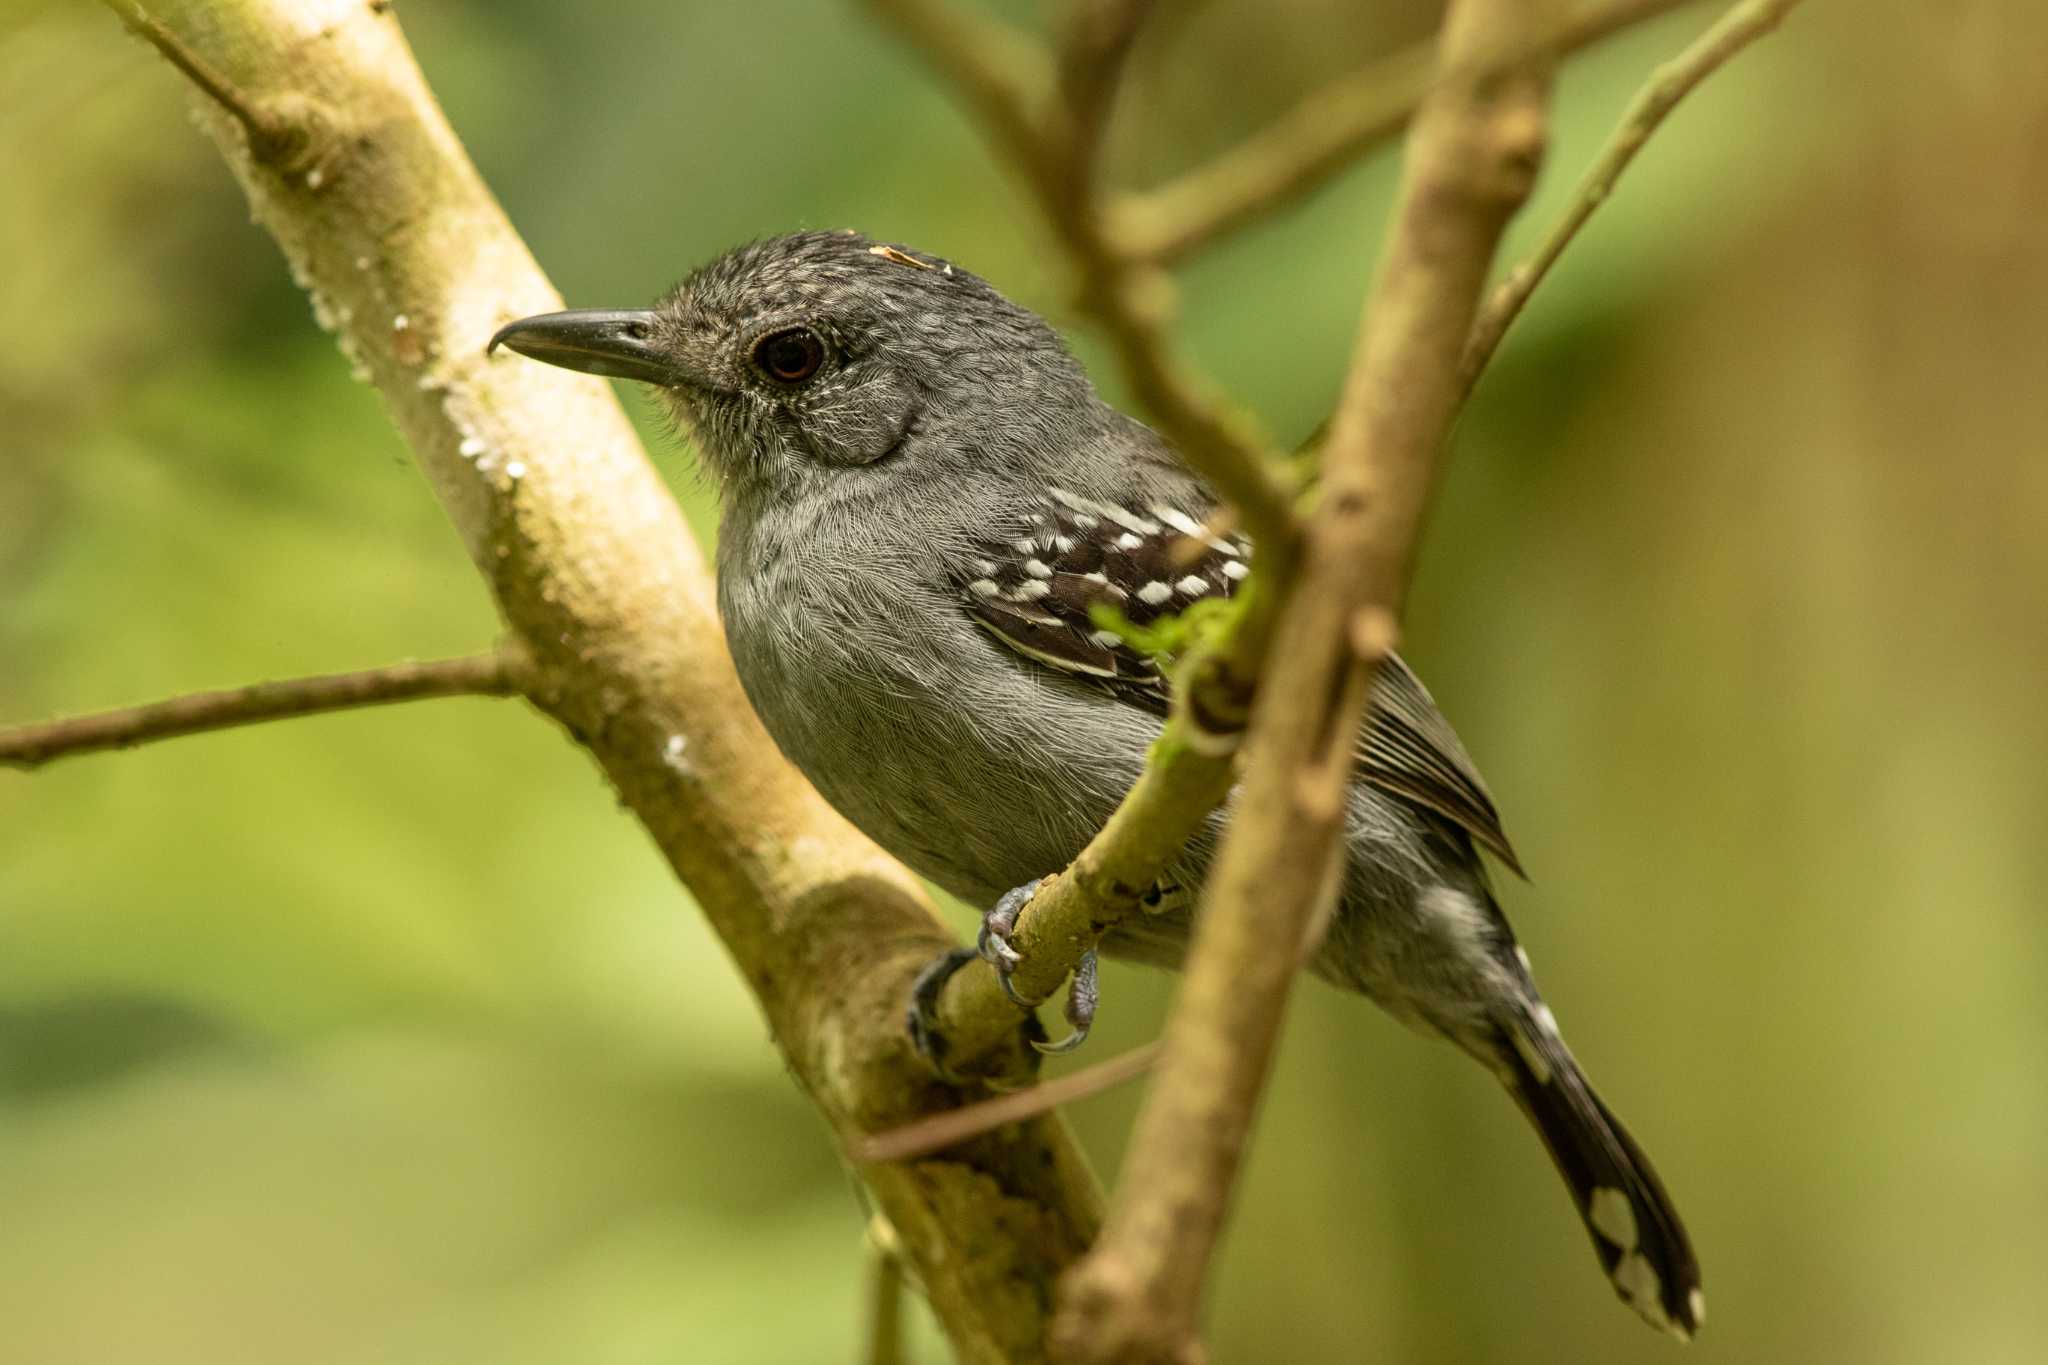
<box><xmin>1498</xmin><ymin>1006</ymin><xmax>1704</xmax><ymax>1341</ymax></box>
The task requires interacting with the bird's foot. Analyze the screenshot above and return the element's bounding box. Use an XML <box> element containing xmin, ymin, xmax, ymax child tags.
<box><xmin>976</xmin><ymin>879</ymin><xmax>1039</xmax><ymax>1007</ymax></box>
<box><xmin>905</xmin><ymin>946</ymin><xmax>1048</xmax><ymax>1086</ymax></box>
<box><xmin>977</xmin><ymin>879</ymin><xmax>1099</xmax><ymax>1056</ymax></box>
<box><xmin>905</xmin><ymin>947</ymin><xmax>982</xmax><ymax>1085</ymax></box>
<box><xmin>906</xmin><ymin>878</ymin><xmax>1108</xmax><ymax>1080</ymax></box>
<box><xmin>1033</xmin><ymin>949</ymin><xmax>1098</xmax><ymax>1055</ymax></box>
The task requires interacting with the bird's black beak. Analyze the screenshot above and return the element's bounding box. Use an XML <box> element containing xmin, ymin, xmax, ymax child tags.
<box><xmin>488</xmin><ymin>309</ymin><xmax>672</xmax><ymax>385</ymax></box>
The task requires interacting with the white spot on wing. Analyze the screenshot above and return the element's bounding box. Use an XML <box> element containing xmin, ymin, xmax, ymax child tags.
<box><xmin>1688</xmin><ymin>1288</ymin><xmax>1706</xmax><ymax>1329</ymax></box>
<box><xmin>1589</xmin><ymin>1187</ymin><xmax>1639</xmax><ymax>1251</ymax></box>
<box><xmin>1025</xmin><ymin>559</ymin><xmax>1053</xmax><ymax>578</ymax></box>
<box><xmin>1011</xmin><ymin>580</ymin><xmax>1050</xmax><ymax>601</ymax></box>
<box><xmin>1508</xmin><ymin>1023</ymin><xmax>1552</xmax><ymax>1084</ymax></box>
<box><xmin>1176</xmin><ymin>575</ymin><xmax>1209</xmax><ymax>596</ymax></box>
<box><xmin>1221</xmin><ymin>560</ymin><xmax>1250</xmax><ymax>581</ymax></box>
<box><xmin>969</xmin><ymin>579</ymin><xmax>1000</xmax><ymax>598</ymax></box>
<box><xmin>1089</xmin><ymin>629</ymin><xmax>1123</xmax><ymax>649</ymax></box>
<box><xmin>1116</xmin><ymin>532</ymin><xmax>1144</xmax><ymax>550</ymax></box>
<box><xmin>1136</xmin><ymin>581</ymin><xmax>1174</xmax><ymax>606</ymax></box>
<box><xmin>1613</xmin><ymin>1253</ymin><xmax>1679</xmax><ymax>1337</ymax></box>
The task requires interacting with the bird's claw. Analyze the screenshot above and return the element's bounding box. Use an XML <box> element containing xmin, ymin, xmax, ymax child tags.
<box><xmin>983</xmin><ymin>879</ymin><xmax>1101</xmax><ymax>1056</ymax></box>
<box><xmin>908</xmin><ymin>880</ymin><xmax>1106</xmax><ymax>1076</ymax></box>
<box><xmin>905</xmin><ymin>945</ymin><xmax>1049</xmax><ymax>1085</ymax></box>
<box><xmin>1031</xmin><ymin>949</ymin><xmax>1098</xmax><ymax>1055</ymax></box>
<box><xmin>977</xmin><ymin>879</ymin><xmax>1037</xmax><ymax>1007</ymax></box>
<box><xmin>905</xmin><ymin>947</ymin><xmax>980</xmax><ymax>1085</ymax></box>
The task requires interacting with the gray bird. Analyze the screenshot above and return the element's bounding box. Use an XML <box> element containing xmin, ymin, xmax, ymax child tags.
<box><xmin>491</xmin><ymin>230</ymin><xmax>1703</xmax><ymax>1340</ymax></box>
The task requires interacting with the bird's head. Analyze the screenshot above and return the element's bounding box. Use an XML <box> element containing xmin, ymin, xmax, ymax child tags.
<box><xmin>490</xmin><ymin>230</ymin><xmax>1092</xmax><ymax>499</ymax></box>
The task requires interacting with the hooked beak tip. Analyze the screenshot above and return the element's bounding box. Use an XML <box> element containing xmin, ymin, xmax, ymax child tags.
<box><xmin>486</xmin><ymin>308</ymin><xmax>671</xmax><ymax>385</ymax></box>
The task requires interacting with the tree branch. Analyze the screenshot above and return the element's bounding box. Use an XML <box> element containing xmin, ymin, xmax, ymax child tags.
<box><xmin>1054</xmin><ymin>0</ymin><xmax>1565</xmax><ymax>1357</ymax></box>
<box><xmin>104</xmin><ymin>4</ymin><xmax>1101</xmax><ymax>1362</ymax></box>
<box><xmin>857</xmin><ymin>1042</ymin><xmax>1162</xmax><ymax>1166</ymax></box>
<box><xmin>105</xmin><ymin>0</ymin><xmax>319</xmax><ymax>170</ymax></box>
<box><xmin>1109</xmin><ymin>0</ymin><xmax>1697</xmax><ymax>265</ymax></box>
<box><xmin>1460</xmin><ymin>0</ymin><xmax>1806</xmax><ymax>394</ymax></box>
<box><xmin>866</xmin><ymin>1221</ymin><xmax>908</xmax><ymax>1365</ymax></box>
<box><xmin>0</xmin><ymin>652</ymin><xmax>528</xmax><ymax>771</ymax></box>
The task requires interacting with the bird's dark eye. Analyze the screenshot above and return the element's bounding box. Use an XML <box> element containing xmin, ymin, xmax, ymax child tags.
<box><xmin>753</xmin><ymin>327</ymin><xmax>825</xmax><ymax>384</ymax></box>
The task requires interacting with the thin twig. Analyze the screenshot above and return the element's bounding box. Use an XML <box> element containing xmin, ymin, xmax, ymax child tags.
<box><xmin>855</xmin><ymin>1042</ymin><xmax>1162</xmax><ymax>1166</ymax></box>
<box><xmin>866</xmin><ymin>1222</ymin><xmax>908</xmax><ymax>1365</ymax></box>
<box><xmin>108</xmin><ymin>1</ymin><xmax>308</xmax><ymax>166</ymax></box>
<box><xmin>1053</xmin><ymin>0</ymin><xmax>1563</xmax><ymax>1356</ymax></box>
<box><xmin>1052</xmin><ymin>0</ymin><xmax>1158</xmax><ymax>201</ymax></box>
<box><xmin>1110</xmin><ymin>0</ymin><xmax>1699</xmax><ymax>265</ymax></box>
<box><xmin>0</xmin><ymin>651</ymin><xmax>529</xmax><ymax>771</ymax></box>
<box><xmin>1459</xmin><ymin>0</ymin><xmax>1806</xmax><ymax>395</ymax></box>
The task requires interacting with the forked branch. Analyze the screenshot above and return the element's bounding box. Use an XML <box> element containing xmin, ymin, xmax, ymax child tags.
<box><xmin>1461</xmin><ymin>0</ymin><xmax>1808</xmax><ymax>392</ymax></box>
<box><xmin>1054</xmin><ymin>0</ymin><xmax>1565</xmax><ymax>1356</ymax></box>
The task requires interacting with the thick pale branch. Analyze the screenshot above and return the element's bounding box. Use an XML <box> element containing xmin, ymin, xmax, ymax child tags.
<box><xmin>107</xmin><ymin>3</ymin><xmax>1100</xmax><ymax>1361</ymax></box>
<box><xmin>1110</xmin><ymin>0</ymin><xmax>1697</xmax><ymax>265</ymax></box>
<box><xmin>0</xmin><ymin>653</ymin><xmax>526</xmax><ymax>771</ymax></box>
<box><xmin>1054</xmin><ymin>0</ymin><xmax>1564</xmax><ymax>1357</ymax></box>
<box><xmin>1460</xmin><ymin>0</ymin><xmax>1805</xmax><ymax>393</ymax></box>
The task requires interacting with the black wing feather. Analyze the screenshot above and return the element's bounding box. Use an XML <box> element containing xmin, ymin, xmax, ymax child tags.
<box><xmin>960</xmin><ymin>487</ymin><xmax>1522</xmax><ymax>875</ymax></box>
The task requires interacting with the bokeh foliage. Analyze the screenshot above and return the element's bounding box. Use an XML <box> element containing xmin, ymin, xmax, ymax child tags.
<box><xmin>3</xmin><ymin>1</ymin><xmax>2044</xmax><ymax>1361</ymax></box>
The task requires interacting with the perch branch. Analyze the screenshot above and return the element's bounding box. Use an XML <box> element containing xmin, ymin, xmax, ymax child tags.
<box><xmin>0</xmin><ymin>652</ymin><xmax>527</xmax><ymax>771</ymax></box>
<box><xmin>105</xmin><ymin>3</ymin><xmax>1103</xmax><ymax>1361</ymax></box>
<box><xmin>1053</xmin><ymin>0</ymin><xmax>1564</xmax><ymax>1357</ymax></box>
<box><xmin>1460</xmin><ymin>0</ymin><xmax>1806</xmax><ymax>393</ymax></box>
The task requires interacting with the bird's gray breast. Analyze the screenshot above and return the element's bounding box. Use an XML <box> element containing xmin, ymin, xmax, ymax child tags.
<box><xmin>716</xmin><ymin>494</ymin><xmax>1158</xmax><ymax>906</ymax></box>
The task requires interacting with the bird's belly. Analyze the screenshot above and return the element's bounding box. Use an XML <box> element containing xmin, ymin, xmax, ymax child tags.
<box><xmin>727</xmin><ymin>609</ymin><xmax>1155</xmax><ymax>908</ymax></box>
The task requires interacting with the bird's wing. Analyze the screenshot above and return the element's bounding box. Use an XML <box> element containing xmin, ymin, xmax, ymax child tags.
<box><xmin>959</xmin><ymin>486</ymin><xmax>1523</xmax><ymax>875</ymax></box>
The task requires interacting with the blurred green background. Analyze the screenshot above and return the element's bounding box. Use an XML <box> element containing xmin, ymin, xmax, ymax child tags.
<box><xmin>4</xmin><ymin>1</ymin><xmax>2045</xmax><ymax>1361</ymax></box>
